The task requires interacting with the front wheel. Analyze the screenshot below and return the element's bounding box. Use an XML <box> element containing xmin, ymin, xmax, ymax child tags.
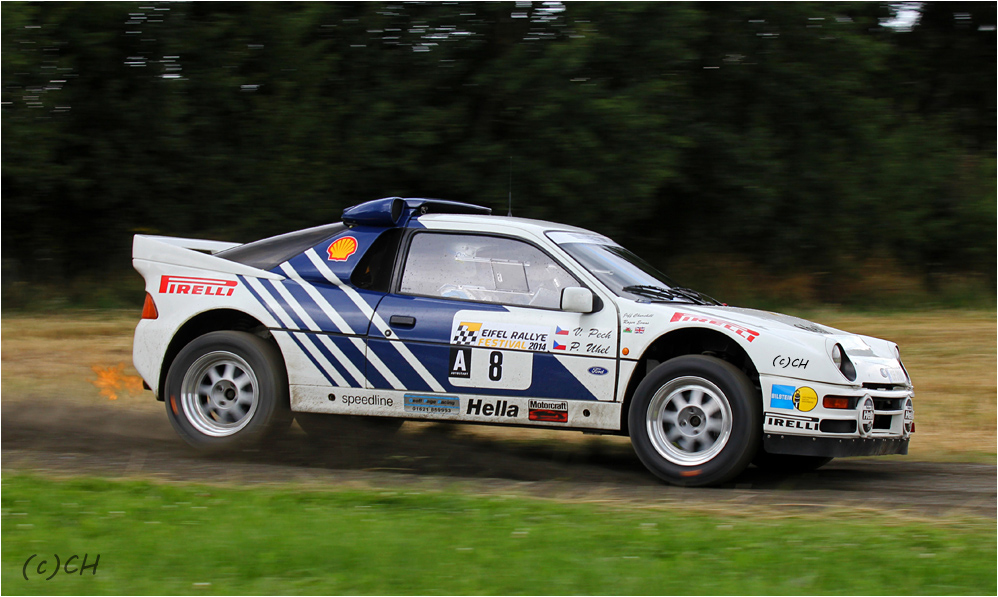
<box><xmin>164</xmin><ymin>331</ymin><xmax>290</xmax><ymax>450</ymax></box>
<box><xmin>628</xmin><ymin>355</ymin><xmax>761</xmax><ymax>487</ymax></box>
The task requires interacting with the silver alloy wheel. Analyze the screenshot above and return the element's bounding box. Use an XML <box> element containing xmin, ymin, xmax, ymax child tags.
<box><xmin>645</xmin><ymin>376</ymin><xmax>733</xmax><ymax>466</ymax></box>
<box><xmin>180</xmin><ymin>351</ymin><xmax>260</xmax><ymax>437</ymax></box>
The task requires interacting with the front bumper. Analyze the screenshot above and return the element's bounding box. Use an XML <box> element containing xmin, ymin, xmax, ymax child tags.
<box><xmin>764</xmin><ymin>435</ymin><xmax>909</xmax><ymax>457</ymax></box>
<box><xmin>761</xmin><ymin>375</ymin><xmax>914</xmax><ymax>456</ymax></box>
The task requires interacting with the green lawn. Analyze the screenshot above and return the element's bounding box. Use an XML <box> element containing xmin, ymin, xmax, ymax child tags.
<box><xmin>3</xmin><ymin>474</ymin><xmax>995</xmax><ymax>595</ymax></box>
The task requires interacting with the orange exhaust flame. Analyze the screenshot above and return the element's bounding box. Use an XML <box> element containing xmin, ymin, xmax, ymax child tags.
<box><xmin>90</xmin><ymin>363</ymin><xmax>144</xmax><ymax>401</ymax></box>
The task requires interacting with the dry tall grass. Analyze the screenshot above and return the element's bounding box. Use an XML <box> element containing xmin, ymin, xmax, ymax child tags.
<box><xmin>799</xmin><ymin>309</ymin><xmax>996</xmax><ymax>462</ymax></box>
<box><xmin>2</xmin><ymin>309</ymin><xmax>994</xmax><ymax>462</ymax></box>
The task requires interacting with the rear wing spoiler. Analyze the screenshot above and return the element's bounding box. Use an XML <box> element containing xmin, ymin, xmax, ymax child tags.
<box><xmin>132</xmin><ymin>235</ymin><xmax>284</xmax><ymax>280</ymax></box>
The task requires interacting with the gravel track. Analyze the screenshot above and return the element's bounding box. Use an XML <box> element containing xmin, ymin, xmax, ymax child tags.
<box><xmin>3</xmin><ymin>398</ymin><xmax>994</xmax><ymax>518</ymax></box>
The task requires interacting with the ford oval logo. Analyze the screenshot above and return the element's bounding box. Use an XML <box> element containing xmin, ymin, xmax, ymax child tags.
<box><xmin>588</xmin><ymin>366</ymin><xmax>608</xmax><ymax>376</ymax></box>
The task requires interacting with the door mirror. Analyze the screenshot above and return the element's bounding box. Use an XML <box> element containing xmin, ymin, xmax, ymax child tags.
<box><xmin>561</xmin><ymin>287</ymin><xmax>595</xmax><ymax>313</ymax></box>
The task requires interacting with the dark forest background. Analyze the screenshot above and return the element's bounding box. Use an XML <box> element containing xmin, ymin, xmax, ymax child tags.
<box><xmin>2</xmin><ymin>2</ymin><xmax>995</xmax><ymax>309</ymax></box>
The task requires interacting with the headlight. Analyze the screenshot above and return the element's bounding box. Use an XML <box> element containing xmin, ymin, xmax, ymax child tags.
<box><xmin>831</xmin><ymin>344</ymin><xmax>843</xmax><ymax>367</ymax></box>
<box><xmin>831</xmin><ymin>343</ymin><xmax>856</xmax><ymax>381</ymax></box>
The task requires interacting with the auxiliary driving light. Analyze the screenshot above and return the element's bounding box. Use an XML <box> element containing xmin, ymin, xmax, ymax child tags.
<box><xmin>859</xmin><ymin>397</ymin><xmax>875</xmax><ymax>436</ymax></box>
<box><xmin>903</xmin><ymin>398</ymin><xmax>914</xmax><ymax>435</ymax></box>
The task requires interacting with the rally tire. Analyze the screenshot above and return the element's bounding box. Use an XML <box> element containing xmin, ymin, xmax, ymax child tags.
<box><xmin>164</xmin><ymin>331</ymin><xmax>290</xmax><ymax>450</ymax></box>
<box><xmin>628</xmin><ymin>355</ymin><xmax>761</xmax><ymax>487</ymax></box>
<box><xmin>753</xmin><ymin>451</ymin><xmax>833</xmax><ymax>473</ymax></box>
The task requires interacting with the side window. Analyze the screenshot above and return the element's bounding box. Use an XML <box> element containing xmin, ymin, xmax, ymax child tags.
<box><xmin>399</xmin><ymin>233</ymin><xmax>580</xmax><ymax>309</ymax></box>
<box><xmin>351</xmin><ymin>229</ymin><xmax>402</xmax><ymax>292</ymax></box>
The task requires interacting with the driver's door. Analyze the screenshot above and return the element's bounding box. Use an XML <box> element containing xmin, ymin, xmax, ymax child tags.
<box><xmin>367</xmin><ymin>231</ymin><xmax>618</xmax><ymax>423</ymax></box>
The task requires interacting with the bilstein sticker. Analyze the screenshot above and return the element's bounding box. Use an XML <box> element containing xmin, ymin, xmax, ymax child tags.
<box><xmin>770</xmin><ymin>385</ymin><xmax>818</xmax><ymax>412</ymax></box>
<box><xmin>770</xmin><ymin>385</ymin><xmax>795</xmax><ymax>410</ymax></box>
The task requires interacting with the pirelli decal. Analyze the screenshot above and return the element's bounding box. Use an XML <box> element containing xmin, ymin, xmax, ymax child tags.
<box><xmin>670</xmin><ymin>312</ymin><xmax>759</xmax><ymax>343</ymax></box>
<box><xmin>159</xmin><ymin>275</ymin><xmax>237</xmax><ymax>296</ymax></box>
<box><xmin>765</xmin><ymin>412</ymin><xmax>819</xmax><ymax>431</ymax></box>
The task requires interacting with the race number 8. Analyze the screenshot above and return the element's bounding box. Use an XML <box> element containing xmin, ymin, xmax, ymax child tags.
<box><xmin>489</xmin><ymin>351</ymin><xmax>503</xmax><ymax>381</ymax></box>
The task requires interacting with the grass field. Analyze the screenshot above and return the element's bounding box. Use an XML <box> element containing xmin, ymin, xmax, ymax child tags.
<box><xmin>3</xmin><ymin>474</ymin><xmax>995</xmax><ymax>595</ymax></box>
<box><xmin>2</xmin><ymin>310</ymin><xmax>996</xmax><ymax>594</ymax></box>
<box><xmin>2</xmin><ymin>309</ymin><xmax>995</xmax><ymax>462</ymax></box>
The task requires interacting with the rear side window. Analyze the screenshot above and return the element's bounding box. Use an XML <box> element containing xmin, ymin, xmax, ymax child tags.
<box><xmin>218</xmin><ymin>223</ymin><xmax>345</xmax><ymax>270</ymax></box>
<box><xmin>399</xmin><ymin>232</ymin><xmax>580</xmax><ymax>309</ymax></box>
<box><xmin>352</xmin><ymin>229</ymin><xmax>403</xmax><ymax>292</ymax></box>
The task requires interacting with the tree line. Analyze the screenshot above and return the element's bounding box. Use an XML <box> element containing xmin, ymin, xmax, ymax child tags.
<box><xmin>2</xmin><ymin>2</ymin><xmax>994</xmax><ymax>303</ymax></box>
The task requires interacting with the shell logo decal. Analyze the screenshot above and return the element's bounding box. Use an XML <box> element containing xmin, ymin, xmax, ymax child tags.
<box><xmin>327</xmin><ymin>236</ymin><xmax>358</xmax><ymax>261</ymax></box>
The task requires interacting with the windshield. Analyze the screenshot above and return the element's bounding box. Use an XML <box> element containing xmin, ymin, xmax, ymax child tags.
<box><xmin>548</xmin><ymin>231</ymin><xmax>718</xmax><ymax>305</ymax></box>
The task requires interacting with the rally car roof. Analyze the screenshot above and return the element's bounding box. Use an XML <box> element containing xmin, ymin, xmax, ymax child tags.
<box><xmin>414</xmin><ymin>212</ymin><xmax>594</xmax><ymax>236</ymax></box>
<box><xmin>341</xmin><ymin>196</ymin><xmax>594</xmax><ymax>237</ymax></box>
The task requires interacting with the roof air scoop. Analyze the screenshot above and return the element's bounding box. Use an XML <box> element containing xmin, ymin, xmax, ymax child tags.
<box><xmin>403</xmin><ymin>198</ymin><xmax>491</xmax><ymax>216</ymax></box>
<box><xmin>342</xmin><ymin>197</ymin><xmax>406</xmax><ymax>227</ymax></box>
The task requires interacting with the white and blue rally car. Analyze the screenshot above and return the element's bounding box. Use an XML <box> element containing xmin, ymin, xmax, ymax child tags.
<box><xmin>132</xmin><ymin>197</ymin><xmax>914</xmax><ymax>486</ymax></box>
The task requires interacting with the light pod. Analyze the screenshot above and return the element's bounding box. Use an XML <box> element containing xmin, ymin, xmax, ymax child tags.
<box><xmin>903</xmin><ymin>398</ymin><xmax>914</xmax><ymax>435</ymax></box>
<box><xmin>859</xmin><ymin>396</ymin><xmax>875</xmax><ymax>436</ymax></box>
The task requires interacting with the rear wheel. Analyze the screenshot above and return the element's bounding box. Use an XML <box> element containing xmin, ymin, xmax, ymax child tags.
<box><xmin>164</xmin><ymin>331</ymin><xmax>290</xmax><ymax>450</ymax></box>
<box><xmin>628</xmin><ymin>355</ymin><xmax>761</xmax><ymax>487</ymax></box>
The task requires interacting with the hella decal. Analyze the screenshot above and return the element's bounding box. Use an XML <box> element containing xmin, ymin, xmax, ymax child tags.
<box><xmin>327</xmin><ymin>236</ymin><xmax>358</xmax><ymax>261</ymax></box>
<box><xmin>587</xmin><ymin>366</ymin><xmax>608</xmax><ymax>376</ymax></box>
<box><xmin>159</xmin><ymin>275</ymin><xmax>236</xmax><ymax>296</ymax></box>
<box><xmin>466</xmin><ymin>399</ymin><xmax>519</xmax><ymax>418</ymax></box>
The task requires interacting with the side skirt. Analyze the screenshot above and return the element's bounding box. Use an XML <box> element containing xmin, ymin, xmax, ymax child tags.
<box><xmin>290</xmin><ymin>385</ymin><xmax>623</xmax><ymax>432</ymax></box>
